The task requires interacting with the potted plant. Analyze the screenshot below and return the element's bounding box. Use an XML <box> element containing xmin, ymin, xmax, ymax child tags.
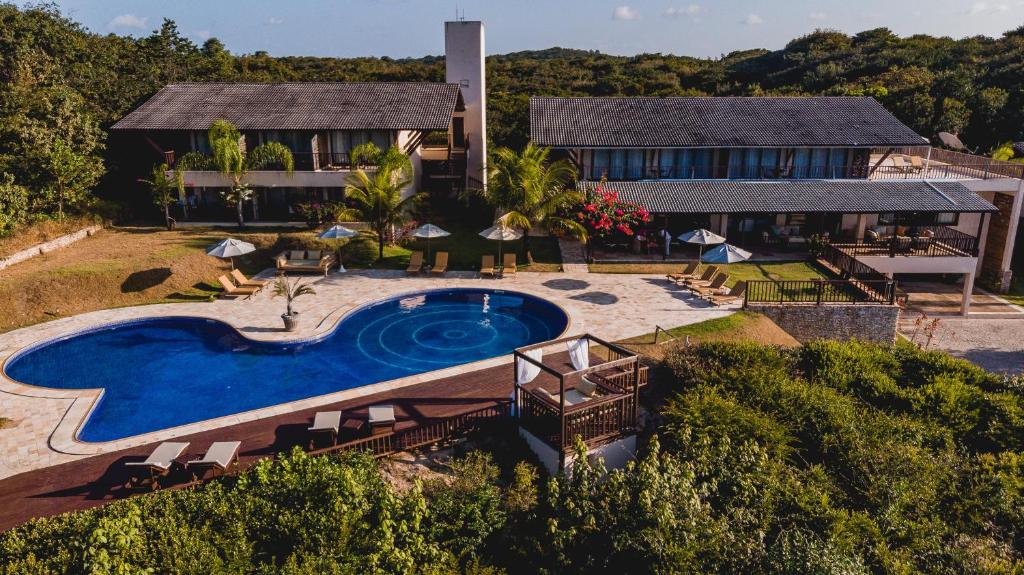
<box><xmin>272</xmin><ymin>276</ymin><xmax>316</xmax><ymax>332</ymax></box>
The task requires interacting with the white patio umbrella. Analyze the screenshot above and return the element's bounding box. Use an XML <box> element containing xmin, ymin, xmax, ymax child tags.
<box><xmin>677</xmin><ymin>228</ymin><xmax>726</xmax><ymax>272</ymax></box>
<box><xmin>479</xmin><ymin>223</ymin><xmax>523</xmax><ymax>263</ymax></box>
<box><xmin>411</xmin><ymin>223</ymin><xmax>451</xmax><ymax>265</ymax></box>
<box><xmin>207</xmin><ymin>238</ymin><xmax>255</xmax><ymax>269</ymax></box>
<box><xmin>319</xmin><ymin>224</ymin><xmax>359</xmax><ymax>272</ymax></box>
<box><xmin>702</xmin><ymin>243</ymin><xmax>753</xmax><ymax>264</ymax></box>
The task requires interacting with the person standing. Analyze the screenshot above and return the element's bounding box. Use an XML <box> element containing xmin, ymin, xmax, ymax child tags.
<box><xmin>660</xmin><ymin>227</ymin><xmax>671</xmax><ymax>260</ymax></box>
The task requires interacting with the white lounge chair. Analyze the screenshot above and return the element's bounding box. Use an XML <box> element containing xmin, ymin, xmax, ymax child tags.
<box><xmin>368</xmin><ymin>405</ymin><xmax>396</xmax><ymax>435</ymax></box>
<box><xmin>308</xmin><ymin>411</ymin><xmax>343</xmax><ymax>446</ymax></box>
<box><xmin>189</xmin><ymin>441</ymin><xmax>241</xmax><ymax>479</ymax></box>
<box><xmin>124</xmin><ymin>441</ymin><xmax>189</xmax><ymax>488</ymax></box>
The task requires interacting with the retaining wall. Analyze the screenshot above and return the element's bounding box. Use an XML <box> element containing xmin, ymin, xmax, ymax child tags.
<box><xmin>748</xmin><ymin>303</ymin><xmax>901</xmax><ymax>344</ymax></box>
<box><xmin>0</xmin><ymin>225</ymin><xmax>102</xmax><ymax>271</ymax></box>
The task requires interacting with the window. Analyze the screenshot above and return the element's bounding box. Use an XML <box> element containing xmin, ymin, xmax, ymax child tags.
<box><xmin>694</xmin><ymin>149</ymin><xmax>713</xmax><ymax>178</ymax></box>
<box><xmin>792</xmin><ymin>148</ymin><xmax>811</xmax><ymax>178</ymax></box>
<box><xmin>935</xmin><ymin>212</ymin><xmax>958</xmax><ymax>225</ymax></box>
<box><xmin>727</xmin><ymin>149</ymin><xmax>745</xmax><ymax>179</ymax></box>
<box><xmin>677</xmin><ymin>149</ymin><xmax>695</xmax><ymax>178</ymax></box>
<box><xmin>760</xmin><ymin>149</ymin><xmax>779</xmax><ymax>178</ymax></box>
<box><xmin>810</xmin><ymin>148</ymin><xmax>829</xmax><ymax>178</ymax></box>
<box><xmin>658</xmin><ymin>149</ymin><xmax>675</xmax><ymax>178</ymax></box>
<box><xmin>827</xmin><ymin>148</ymin><xmax>848</xmax><ymax>178</ymax></box>
<box><xmin>609</xmin><ymin>150</ymin><xmax>626</xmax><ymax>180</ymax></box>
<box><xmin>878</xmin><ymin>213</ymin><xmax>897</xmax><ymax>225</ymax></box>
<box><xmin>626</xmin><ymin>149</ymin><xmax>645</xmax><ymax>179</ymax></box>
<box><xmin>744</xmin><ymin>149</ymin><xmax>761</xmax><ymax>179</ymax></box>
<box><xmin>592</xmin><ymin>150</ymin><xmax>610</xmax><ymax>179</ymax></box>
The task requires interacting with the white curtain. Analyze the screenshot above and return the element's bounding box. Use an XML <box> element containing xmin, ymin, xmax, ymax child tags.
<box><xmin>516</xmin><ymin>348</ymin><xmax>543</xmax><ymax>385</ymax></box>
<box><xmin>567</xmin><ymin>339</ymin><xmax>589</xmax><ymax>371</ymax></box>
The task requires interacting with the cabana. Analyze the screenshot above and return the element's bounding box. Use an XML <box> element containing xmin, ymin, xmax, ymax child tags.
<box><xmin>512</xmin><ymin>334</ymin><xmax>646</xmax><ymax>471</ymax></box>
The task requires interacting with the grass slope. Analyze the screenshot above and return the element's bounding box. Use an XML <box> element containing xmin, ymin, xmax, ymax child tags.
<box><xmin>589</xmin><ymin>260</ymin><xmax>830</xmax><ymax>287</ymax></box>
<box><xmin>619</xmin><ymin>311</ymin><xmax>799</xmax><ymax>360</ymax></box>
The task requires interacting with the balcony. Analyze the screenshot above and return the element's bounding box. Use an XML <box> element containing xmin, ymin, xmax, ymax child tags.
<box><xmin>868</xmin><ymin>148</ymin><xmax>1024</xmax><ymax>183</ymax></box>
<box><xmin>830</xmin><ymin>225</ymin><xmax>980</xmax><ymax>258</ymax></box>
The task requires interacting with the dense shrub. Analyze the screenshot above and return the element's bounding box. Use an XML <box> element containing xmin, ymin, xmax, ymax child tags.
<box><xmin>342</xmin><ymin>233</ymin><xmax>381</xmax><ymax>266</ymax></box>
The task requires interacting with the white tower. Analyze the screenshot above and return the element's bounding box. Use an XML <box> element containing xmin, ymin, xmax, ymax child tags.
<box><xmin>445</xmin><ymin>20</ymin><xmax>486</xmax><ymax>188</ymax></box>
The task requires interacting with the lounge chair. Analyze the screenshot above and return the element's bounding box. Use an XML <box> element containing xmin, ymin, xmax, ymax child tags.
<box><xmin>681</xmin><ymin>266</ymin><xmax>719</xmax><ymax>287</ymax></box>
<box><xmin>892</xmin><ymin>155</ymin><xmax>909</xmax><ymax>174</ymax></box>
<box><xmin>217</xmin><ymin>275</ymin><xmax>260</xmax><ymax>299</ymax></box>
<box><xmin>909</xmin><ymin>155</ymin><xmax>925</xmax><ymax>173</ymax></box>
<box><xmin>431</xmin><ymin>252</ymin><xmax>448</xmax><ymax>275</ymax></box>
<box><xmin>480</xmin><ymin>255</ymin><xmax>497</xmax><ymax>278</ymax></box>
<box><xmin>230</xmin><ymin>269</ymin><xmax>270</xmax><ymax>289</ymax></box>
<box><xmin>308</xmin><ymin>411</ymin><xmax>342</xmax><ymax>447</ymax></box>
<box><xmin>188</xmin><ymin>441</ymin><xmax>241</xmax><ymax>479</ymax></box>
<box><xmin>666</xmin><ymin>262</ymin><xmax>699</xmax><ymax>283</ymax></box>
<box><xmin>709</xmin><ymin>281</ymin><xmax>746</xmax><ymax>306</ymax></box>
<box><xmin>691</xmin><ymin>273</ymin><xmax>730</xmax><ymax>298</ymax></box>
<box><xmin>406</xmin><ymin>251</ymin><xmax>424</xmax><ymax>274</ymax></box>
<box><xmin>124</xmin><ymin>441</ymin><xmax>189</xmax><ymax>489</ymax></box>
<box><xmin>368</xmin><ymin>405</ymin><xmax>396</xmax><ymax>435</ymax></box>
<box><xmin>502</xmin><ymin>253</ymin><xmax>517</xmax><ymax>278</ymax></box>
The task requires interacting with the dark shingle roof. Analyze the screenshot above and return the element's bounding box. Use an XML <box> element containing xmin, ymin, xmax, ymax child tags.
<box><xmin>580</xmin><ymin>180</ymin><xmax>996</xmax><ymax>214</ymax></box>
<box><xmin>112</xmin><ymin>82</ymin><xmax>462</xmax><ymax>131</ymax></box>
<box><xmin>531</xmin><ymin>97</ymin><xmax>928</xmax><ymax>148</ymax></box>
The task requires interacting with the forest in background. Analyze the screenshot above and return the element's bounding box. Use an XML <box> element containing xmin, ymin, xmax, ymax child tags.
<box><xmin>2</xmin><ymin>2</ymin><xmax>1024</xmax><ymax>227</ymax></box>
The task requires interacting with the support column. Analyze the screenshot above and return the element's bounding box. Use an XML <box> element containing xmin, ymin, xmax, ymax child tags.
<box><xmin>718</xmin><ymin>214</ymin><xmax>729</xmax><ymax>237</ymax></box>
<box><xmin>961</xmin><ymin>271</ymin><xmax>975</xmax><ymax>316</ymax></box>
<box><xmin>998</xmin><ymin>181</ymin><xmax>1024</xmax><ymax>290</ymax></box>
<box><xmin>855</xmin><ymin>214</ymin><xmax>867</xmax><ymax>241</ymax></box>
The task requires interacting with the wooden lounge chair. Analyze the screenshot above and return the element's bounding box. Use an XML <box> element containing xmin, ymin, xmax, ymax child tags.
<box><xmin>406</xmin><ymin>251</ymin><xmax>424</xmax><ymax>274</ymax></box>
<box><xmin>892</xmin><ymin>155</ymin><xmax>909</xmax><ymax>174</ymax></box>
<box><xmin>230</xmin><ymin>269</ymin><xmax>270</xmax><ymax>289</ymax></box>
<box><xmin>431</xmin><ymin>252</ymin><xmax>448</xmax><ymax>275</ymax></box>
<box><xmin>124</xmin><ymin>441</ymin><xmax>189</xmax><ymax>489</ymax></box>
<box><xmin>502</xmin><ymin>253</ymin><xmax>517</xmax><ymax>278</ymax></box>
<box><xmin>217</xmin><ymin>275</ymin><xmax>260</xmax><ymax>299</ymax></box>
<box><xmin>189</xmin><ymin>441</ymin><xmax>241</xmax><ymax>479</ymax></box>
<box><xmin>909</xmin><ymin>155</ymin><xmax>925</xmax><ymax>173</ymax></box>
<box><xmin>666</xmin><ymin>262</ymin><xmax>699</xmax><ymax>283</ymax></box>
<box><xmin>691</xmin><ymin>273</ymin><xmax>730</xmax><ymax>298</ymax></box>
<box><xmin>480</xmin><ymin>255</ymin><xmax>497</xmax><ymax>278</ymax></box>
<box><xmin>308</xmin><ymin>411</ymin><xmax>343</xmax><ymax>447</ymax></box>
<box><xmin>681</xmin><ymin>266</ymin><xmax>719</xmax><ymax>287</ymax></box>
<box><xmin>709</xmin><ymin>281</ymin><xmax>747</xmax><ymax>306</ymax></box>
<box><xmin>368</xmin><ymin>404</ymin><xmax>396</xmax><ymax>435</ymax></box>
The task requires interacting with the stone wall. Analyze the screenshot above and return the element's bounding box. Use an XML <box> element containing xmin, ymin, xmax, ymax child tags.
<box><xmin>981</xmin><ymin>192</ymin><xmax>1015</xmax><ymax>292</ymax></box>
<box><xmin>0</xmin><ymin>225</ymin><xmax>102</xmax><ymax>271</ymax></box>
<box><xmin>748</xmin><ymin>303</ymin><xmax>901</xmax><ymax>344</ymax></box>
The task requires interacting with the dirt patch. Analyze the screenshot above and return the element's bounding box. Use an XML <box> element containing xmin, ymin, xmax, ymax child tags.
<box><xmin>619</xmin><ymin>311</ymin><xmax>800</xmax><ymax>361</ymax></box>
<box><xmin>0</xmin><ymin>227</ymin><xmax>321</xmax><ymax>333</ymax></box>
<box><xmin>0</xmin><ymin>417</ymin><xmax>14</xmax><ymax>430</ymax></box>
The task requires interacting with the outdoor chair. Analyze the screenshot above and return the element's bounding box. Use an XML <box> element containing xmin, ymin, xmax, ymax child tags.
<box><xmin>681</xmin><ymin>266</ymin><xmax>719</xmax><ymax>287</ymax></box>
<box><xmin>217</xmin><ymin>275</ymin><xmax>260</xmax><ymax>299</ymax></box>
<box><xmin>368</xmin><ymin>404</ymin><xmax>396</xmax><ymax>435</ymax></box>
<box><xmin>502</xmin><ymin>253</ymin><xmax>517</xmax><ymax>278</ymax></box>
<box><xmin>308</xmin><ymin>411</ymin><xmax>343</xmax><ymax>447</ymax></box>
<box><xmin>230</xmin><ymin>269</ymin><xmax>270</xmax><ymax>289</ymax></box>
<box><xmin>406</xmin><ymin>251</ymin><xmax>424</xmax><ymax>274</ymax></box>
<box><xmin>124</xmin><ymin>441</ymin><xmax>189</xmax><ymax>489</ymax></box>
<box><xmin>709</xmin><ymin>281</ymin><xmax>747</xmax><ymax>306</ymax></box>
<box><xmin>188</xmin><ymin>441</ymin><xmax>241</xmax><ymax>480</ymax></box>
<box><xmin>892</xmin><ymin>155</ymin><xmax>909</xmax><ymax>174</ymax></box>
<box><xmin>275</xmin><ymin>249</ymin><xmax>336</xmax><ymax>276</ymax></box>
<box><xmin>691</xmin><ymin>273</ymin><xmax>730</xmax><ymax>298</ymax></box>
<box><xmin>909</xmin><ymin>155</ymin><xmax>925</xmax><ymax>173</ymax></box>
<box><xmin>480</xmin><ymin>255</ymin><xmax>497</xmax><ymax>278</ymax></box>
<box><xmin>666</xmin><ymin>262</ymin><xmax>699</xmax><ymax>283</ymax></box>
<box><xmin>431</xmin><ymin>252</ymin><xmax>449</xmax><ymax>275</ymax></box>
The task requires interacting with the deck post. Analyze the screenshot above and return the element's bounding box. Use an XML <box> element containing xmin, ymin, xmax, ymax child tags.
<box><xmin>559</xmin><ymin>372</ymin><xmax>566</xmax><ymax>470</ymax></box>
<box><xmin>512</xmin><ymin>352</ymin><xmax>519</xmax><ymax>422</ymax></box>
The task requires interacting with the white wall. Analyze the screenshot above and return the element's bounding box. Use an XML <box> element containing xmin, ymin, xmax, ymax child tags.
<box><xmin>396</xmin><ymin>129</ymin><xmax>423</xmax><ymax>199</ymax></box>
<box><xmin>445</xmin><ymin>21</ymin><xmax>487</xmax><ymax>188</ymax></box>
<box><xmin>518</xmin><ymin>428</ymin><xmax>638</xmax><ymax>475</ymax></box>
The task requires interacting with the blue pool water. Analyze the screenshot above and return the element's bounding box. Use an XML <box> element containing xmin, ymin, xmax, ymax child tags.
<box><xmin>4</xmin><ymin>289</ymin><xmax>568</xmax><ymax>442</ymax></box>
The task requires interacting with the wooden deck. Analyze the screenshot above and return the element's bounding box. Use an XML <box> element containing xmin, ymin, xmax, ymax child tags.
<box><xmin>0</xmin><ymin>359</ymin><xmax>520</xmax><ymax>532</ymax></box>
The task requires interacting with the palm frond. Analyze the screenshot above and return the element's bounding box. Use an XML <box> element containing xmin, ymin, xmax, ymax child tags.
<box><xmin>247</xmin><ymin>142</ymin><xmax>294</xmax><ymax>172</ymax></box>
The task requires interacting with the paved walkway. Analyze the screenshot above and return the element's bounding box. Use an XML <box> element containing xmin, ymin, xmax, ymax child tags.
<box><xmin>0</xmin><ymin>270</ymin><xmax>732</xmax><ymax>478</ymax></box>
<box><xmin>899</xmin><ymin>316</ymin><xmax>1024</xmax><ymax>375</ymax></box>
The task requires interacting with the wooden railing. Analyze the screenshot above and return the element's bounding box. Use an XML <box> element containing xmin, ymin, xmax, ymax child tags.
<box><xmin>882</xmin><ymin>147</ymin><xmax>1024</xmax><ymax>180</ymax></box>
<box><xmin>517</xmin><ymin>388</ymin><xmax>638</xmax><ymax>450</ymax></box>
<box><xmin>829</xmin><ymin>226</ymin><xmax>980</xmax><ymax>258</ymax></box>
<box><xmin>314</xmin><ymin>402</ymin><xmax>512</xmax><ymax>459</ymax></box>
<box><xmin>744</xmin><ymin>278</ymin><xmax>896</xmax><ymax>306</ymax></box>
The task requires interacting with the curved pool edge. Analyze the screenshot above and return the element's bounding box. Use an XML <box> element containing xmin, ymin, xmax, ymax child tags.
<box><xmin>0</xmin><ymin>287</ymin><xmax>573</xmax><ymax>456</ymax></box>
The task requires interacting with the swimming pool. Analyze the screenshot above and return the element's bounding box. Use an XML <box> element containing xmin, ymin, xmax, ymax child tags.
<box><xmin>4</xmin><ymin>289</ymin><xmax>568</xmax><ymax>442</ymax></box>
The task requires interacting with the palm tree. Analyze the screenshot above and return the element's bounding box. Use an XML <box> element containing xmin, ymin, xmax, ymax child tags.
<box><xmin>175</xmin><ymin>120</ymin><xmax>294</xmax><ymax>227</ymax></box>
<box><xmin>139</xmin><ymin>162</ymin><xmax>176</xmax><ymax>229</ymax></box>
<box><xmin>474</xmin><ymin>143</ymin><xmax>586</xmax><ymax>255</ymax></box>
<box><xmin>341</xmin><ymin>146</ymin><xmax>421</xmax><ymax>259</ymax></box>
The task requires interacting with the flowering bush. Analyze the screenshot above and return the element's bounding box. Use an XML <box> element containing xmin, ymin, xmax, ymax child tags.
<box><xmin>573</xmin><ymin>181</ymin><xmax>650</xmax><ymax>240</ymax></box>
<box><xmin>295</xmin><ymin>200</ymin><xmax>345</xmax><ymax>227</ymax></box>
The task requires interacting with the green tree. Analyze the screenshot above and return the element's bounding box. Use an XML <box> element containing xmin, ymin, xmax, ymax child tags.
<box><xmin>175</xmin><ymin>120</ymin><xmax>294</xmax><ymax>227</ymax></box>
<box><xmin>937</xmin><ymin>97</ymin><xmax>971</xmax><ymax>135</ymax></box>
<box><xmin>139</xmin><ymin>163</ymin><xmax>176</xmax><ymax>228</ymax></box>
<box><xmin>0</xmin><ymin>173</ymin><xmax>30</xmax><ymax>235</ymax></box>
<box><xmin>341</xmin><ymin>146</ymin><xmax>419</xmax><ymax>259</ymax></box>
<box><xmin>474</xmin><ymin>143</ymin><xmax>586</xmax><ymax>256</ymax></box>
<box><xmin>43</xmin><ymin>137</ymin><xmax>104</xmax><ymax>220</ymax></box>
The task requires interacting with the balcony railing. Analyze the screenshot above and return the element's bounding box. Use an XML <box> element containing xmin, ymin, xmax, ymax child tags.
<box><xmin>873</xmin><ymin>147</ymin><xmax>1024</xmax><ymax>181</ymax></box>
<box><xmin>745</xmin><ymin>279</ymin><xmax>897</xmax><ymax>306</ymax></box>
<box><xmin>830</xmin><ymin>225</ymin><xmax>980</xmax><ymax>258</ymax></box>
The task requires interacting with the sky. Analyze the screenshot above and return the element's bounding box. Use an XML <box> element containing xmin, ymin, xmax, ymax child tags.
<box><xmin>38</xmin><ymin>0</ymin><xmax>1024</xmax><ymax>59</ymax></box>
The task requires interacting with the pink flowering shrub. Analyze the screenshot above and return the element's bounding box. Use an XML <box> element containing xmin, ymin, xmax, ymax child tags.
<box><xmin>573</xmin><ymin>181</ymin><xmax>651</xmax><ymax>240</ymax></box>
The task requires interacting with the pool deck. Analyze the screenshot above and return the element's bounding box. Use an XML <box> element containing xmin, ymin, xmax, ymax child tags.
<box><xmin>0</xmin><ymin>270</ymin><xmax>731</xmax><ymax>507</ymax></box>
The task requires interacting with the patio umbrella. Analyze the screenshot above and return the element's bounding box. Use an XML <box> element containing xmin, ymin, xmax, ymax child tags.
<box><xmin>207</xmin><ymin>238</ymin><xmax>255</xmax><ymax>270</ymax></box>
<box><xmin>411</xmin><ymin>223</ymin><xmax>451</xmax><ymax>265</ymax></box>
<box><xmin>677</xmin><ymin>228</ymin><xmax>726</xmax><ymax>271</ymax></box>
<box><xmin>479</xmin><ymin>223</ymin><xmax>523</xmax><ymax>263</ymax></box>
<box><xmin>319</xmin><ymin>224</ymin><xmax>359</xmax><ymax>273</ymax></box>
<box><xmin>702</xmin><ymin>242</ymin><xmax>753</xmax><ymax>264</ymax></box>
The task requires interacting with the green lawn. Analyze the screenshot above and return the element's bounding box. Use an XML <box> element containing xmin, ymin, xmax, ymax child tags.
<box><xmin>589</xmin><ymin>260</ymin><xmax>832</xmax><ymax>287</ymax></box>
<box><xmin>369</xmin><ymin>226</ymin><xmax>562</xmax><ymax>272</ymax></box>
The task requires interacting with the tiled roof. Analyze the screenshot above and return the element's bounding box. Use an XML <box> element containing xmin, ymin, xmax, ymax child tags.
<box><xmin>580</xmin><ymin>180</ymin><xmax>997</xmax><ymax>214</ymax></box>
<box><xmin>111</xmin><ymin>82</ymin><xmax>462</xmax><ymax>131</ymax></box>
<box><xmin>530</xmin><ymin>97</ymin><xmax>928</xmax><ymax>148</ymax></box>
